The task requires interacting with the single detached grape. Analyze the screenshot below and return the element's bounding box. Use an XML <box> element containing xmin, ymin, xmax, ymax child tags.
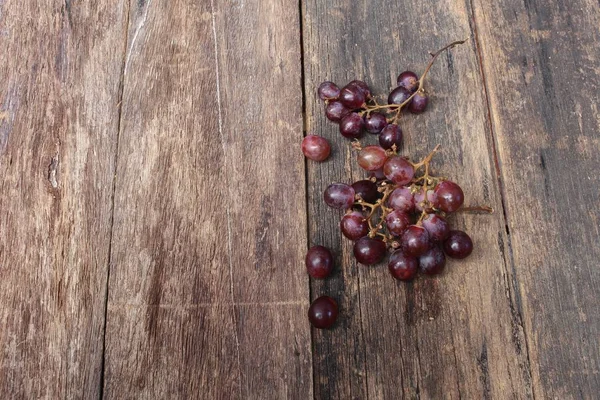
<box><xmin>434</xmin><ymin>181</ymin><xmax>464</xmax><ymax>213</ymax></box>
<box><xmin>422</xmin><ymin>214</ymin><xmax>450</xmax><ymax>242</ymax></box>
<box><xmin>388</xmin><ymin>86</ymin><xmax>412</xmax><ymax>105</ymax></box>
<box><xmin>383</xmin><ymin>156</ymin><xmax>414</xmax><ymax>185</ymax></box>
<box><xmin>341</xmin><ymin>211</ymin><xmax>370</xmax><ymax>240</ymax></box>
<box><xmin>387</xmin><ymin>187</ymin><xmax>415</xmax><ymax>213</ymax></box>
<box><xmin>352</xmin><ymin>180</ymin><xmax>379</xmax><ymax>203</ymax></box>
<box><xmin>385</xmin><ymin>210</ymin><xmax>411</xmax><ymax>236</ymax></box>
<box><xmin>401</xmin><ymin>225</ymin><xmax>430</xmax><ymax>257</ymax></box>
<box><xmin>414</xmin><ymin>188</ymin><xmax>438</xmax><ymax>213</ymax></box>
<box><xmin>397</xmin><ymin>71</ymin><xmax>419</xmax><ymax>92</ymax></box>
<box><xmin>348</xmin><ymin>80</ymin><xmax>372</xmax><ymax>99</ymax></box>
<box><xmin>365</xmin><ymin>112</ymin><xmax>388</xmax><ymax>134</ymax></box>
<box><xmin>318</xmin><ymin>81</ymin><xmax>340</xmax><ymax>101</ymax></box>
<box><xmin>443</xmin><ymin>230</ymin><xmax>473</xmax><ymax>259</ymax></box>
<box><xmin>408</xmin><ymin>92</ymin><xmax>428</xmax><ymax>114</ymax></box>
<box><xmin>339</xmin><ymin>112</ymin><xmax>364</xmax><ymax>139</ymax></box>
<box><xmin>378</xmin><ymin>124</ymin><xmax>403</xmax><ymax>150</ymax></box>
<box><xmin>308</xmin><ymin>296</ymin><xmax>339</xmax><ymax>329</ymax></box>
<box><xmin>325</xmin><ymin>101</ymin><xmax>351</xmax><ymax>122</ymax></box>
<box><xmin>353</xmin><ymin>237</ymin><xmax>387</xmax><ymax>265</ymax></box>
<box><xmin>340</xmin><ymin>84</ymin><xmax>366</xmax><ymax>109</ymax></box>
<box><xmin>324</xmin><ymin>183</ymin><xmax>355</xmax><ymax>209</ymax></box>
<box><xmin>305</xmin><ymin>245</ymin><xmax>334</xmax><ymax>279</ymax></box>
<box><xmin>357</xmin><ymin>145</ymin><xmax>387</xmax><ymax>171</ymax></box>
<box><xmin>302</xmin><ymin>135</ymin><xmax>331</xmax><ymax>161</ymax></box>
<box><xmin>388</xmin><ymin>250</ymin><xmax>418</xmax><ymax>281</ymax></box>
<box><xmin>418</xmin><ymin>246</ymin><xmax>446</xmax><ymax>275</ymax></box>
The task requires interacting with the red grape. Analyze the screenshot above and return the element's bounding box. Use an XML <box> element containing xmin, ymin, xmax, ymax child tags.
<box><xmin>340</xmin><ymin>84</ymin><xmax>366</xmax><ymax>109</ymax></box>
<box><xmin>388</xmin><ymin>250</ymin><xmax>418</xmax><ymax>281</ymax></box>
<box><xmin>408</xmin><ymin>92</ymin><xmax>428</xmax><ymax>113</ymax></box>
<box><xmin>305</xmin><ymin>246</ymin><xmax>334</xmax><ymax>279</ymax></box>
<box><xmin>352</xmin><ymin>180</ymin><xmax>379</xmax><ymax>203</ymax></box>
<box><xmin>397</xmin><ymin>71</ymin><xmax>419</xmax><ymax>92</ymax></box>
<box><xmin>364</xmin><ymin>112</ymin><xmax>387</xmax><ymax>134</ymax></box>
<box><xmin>383</xmin><ymin>156</ymin><xmax>414</xmax><ymax>185</ymax></box>
<box><xmin>385</xmin><ymin>210</ymin><xmax>411</xmax><ymax>236</ymax></box>
<box><xmin>422</xmin><ymin>214</ymin><xmax>450</xmax><ymax>242</ymax></box>
<box><xmin>387</xmin><ymin>186</ymin><xmax>415</xmax><ymax>213</ymax></box>
<box><xmin>308</xmin><ymin>296</ymin><xmax>338</xmax><ymax>329</ymax></box>
<box><xmin>353</xmin><ymin>237</ymin><xmax>387</xmax><ymax>265</ymax></box>
<box><xmin>370</xmin><ymin>167</ymin><xmax>386</xmax><ymax>181</ymax></box>
<box><xmin>443</xmin><ymin>230</ymin><xmax>473</xmax><ymax>259</ymax></box>
<box><xmin>388</xmin><ymin>86</ymin><xmax>412</xmax><ymax>105</ymax></box>
<box><xmin>339</xmin><ymin>112</ymin><xmax>364</xmax><ymax>138</ymax></box>
<box><xmin>357</xmin><ymin>145</ymin><xmax>387</xmax><ymax>171</ymax></box>
<box><xmin>434</xmin><ymin>181</ymin><xmax>464</xmax><ymax>213</ymax></box>
<box><xmin>401</xmin><ymin>225</ymin><xmax>430</xmax><ymax>256</ymax></box>
<box><xmin>318</xmin><ymin>81</ymin><xmax>340</xmax><ymax>101</ymax></box>
<box><xmin>378</xmin><ymin>124</ymin><xmax>403</xmax><ymax>150</ymax></box>
<box><xmin>340</xmin><ymin>211</ymin><xmax>370</xmax><ymax>240</ymax></box>
<box><xmin>414</xmin><ymin>188</ymin><xmax>438</xmax><ymax>213</ymax></box>
<box><xmin>348</xmin><ymin>80</ymin><xmax>372</xmax><ymax>99</ymax></box>
<box><xmin>325</xmin><ymin>101</ymin><xmax>351</xmax><ymax>122</ymax></box>
<box><xmin>418</xmin><ymin>246</ymin><xmax>446</xmax><ymax>275</ymax></box>
<box><xmin>324</xmin><ymin>183</ymin><xmax>355</xmax><ymax>209</ymax></box>
<box><xmin>302</xmin><ymin>135</ymin><xmax>331</xmax><ymax>161</ymax></box>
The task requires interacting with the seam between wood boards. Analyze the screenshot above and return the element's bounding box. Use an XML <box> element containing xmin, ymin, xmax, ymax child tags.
<box><xmin>467</xmin><ymin>0</ymin><xmax>535</xmax><ymax>397</ymax></box>
<box><xmin>297</xmin><ymin>0</ymin><xmax>316</xmax><ymax>398</ymax></box>
<box><xmin>99</xmin><ymin>0</ymin><xmax>132</xmax><ymax>398</ymax></box>
<box><xmin>208</xmin><ymin>1</ymin><xmax>244</xmax><ymax>398</ymax></box>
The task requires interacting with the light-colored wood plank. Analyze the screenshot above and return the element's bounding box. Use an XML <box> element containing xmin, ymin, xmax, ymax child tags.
<box><xmin>302</xmin><ymin>0</ymin><xmax>533</xmax><ymax>398</ymax></box>
<box><xmin>102</xmin><ymin>0</ymin><xmax>311</xmax><ymax>398</ymax></box>
<box><xmin>472</xmin><ymin>0</ymin><xmax>600</xmax><ymax>396</ymax></box>
<box><xmin>0</xmin><ymin>0</ymin><xmax>127</xmax><ymax>397</ymax></box>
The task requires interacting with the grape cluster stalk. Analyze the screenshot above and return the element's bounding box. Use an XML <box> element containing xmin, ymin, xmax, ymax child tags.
<box><xmin>302</xmin><ymin>39</ymin><xmax>492</xmax><ymax>329</ymax></box>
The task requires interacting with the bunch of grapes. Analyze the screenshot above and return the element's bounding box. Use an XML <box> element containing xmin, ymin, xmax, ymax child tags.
<box><xmin>303</xmin><ymin>40</ymin><xmax>490</xmax><ymax>330</ymax></box>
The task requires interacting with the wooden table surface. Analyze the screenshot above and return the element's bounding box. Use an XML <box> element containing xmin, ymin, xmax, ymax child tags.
<box><xmin>1</xmin><ymin>0</ymin><xmax>599</xmax><ymax>398</ymax></box>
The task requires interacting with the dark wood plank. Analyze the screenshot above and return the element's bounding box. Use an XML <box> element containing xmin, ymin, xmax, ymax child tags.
<box><xmin>102</xmin><ymin>0</ymin><xmax>311</xmax><ymax>398</ymax></box>
<box><xmin>0</xmin><ymin>0</ymin><xmax>127</xmax><ymax>398</ymax></box>
<box><xmin>472</xmin><ymin>0</ymin><xmax>600</xmax><ymax>397</ymax></box>
<box><xmin>302</xmin><ymin>0</ymin><xmax>533</xmax><ymax>398</ymax></box>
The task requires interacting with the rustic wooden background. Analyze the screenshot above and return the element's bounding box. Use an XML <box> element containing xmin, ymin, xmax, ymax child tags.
<box><xmin>1</xmin><ymin>0</ymin><xmax>598</xmax><ymax>398</ymax></box>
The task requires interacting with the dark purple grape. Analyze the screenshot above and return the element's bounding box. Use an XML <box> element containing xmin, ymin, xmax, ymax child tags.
<box><xmin>408</xmin><ymin>92</ymin><xmax>428</xmax><ymax>113</ymax></box>
<box><xmin>353</xmin><ymin>237</ymin><xmax>387</xmax><ymax>265</ymax></box>
<box><xmin>325</xmin><ymin>101</ymin><xmax>351</xmax><ymax>122</ymax></box>
<box><xmin>364</xmin><ymin>112</ymin><xmax>387</xmax><ymax>134</ymax></box>
<box><xmin>340</xmin><ymin>210</ymin><xmax>370</xmax><ymax>240</ymax></box>
<box><xmin>348</xmin><ymin>80</ymin><xmax>372</xmax><ymax>99</ymax></box>
<box><xmin>418</xmin><ymin>246</ymin><xmax>446</xmax><ymax>275</ymax></box>
<box><xmin>305</xmin><ymin>245</ymin><xmax>334</xmax><ymax>279</ymax></box>
<box><xmin>388</xmin><ymin>250</ymin><xmax>418</xmax><ymax>281</ymax></box>
<box><xmin>340</xmin><ymin>85</ymin><xmax>366</xmax><ymax>109</ymax></box>
<box><xmin>378</xmin><ymin>124</ymin><xmax>403</xmax><ymax>150</ymax></box>
<box><xmin>401</xmin><ymin>225</ymin><xmax>430</xmax><ymax>257</ymax></box>
<box><xmin>383</xmin><ymin>156</ymin><xmax>414</xmax><ymax>185</ymax></box>
<box><xmin>352</xmin><ymin>180</ymin><xmax>379</xmax><ymax>203</ymax></box>
<box><xmin>443</xmin><ymin>230</ymin><xmax>473</xmax><ymax>259</ymax></box>
<box><xmin>434</xmin><ymin>181</ymin><xmax>464</xmax><ymax>213</ymax></box>
<box><xmin>388</xmin><ymin>86</ymin><xmax>412</xmax><ymax>105</ymax></box>
<box><xmin>370</xmin><ymin>167</ymin><xmax>386</xmax><ymax>181</ymax></box>
<box><xmin>397</xmin><ymin>71</ymin><xmax>419</xmax><ymax>92</ymax></box>
<box><xmin>387</xmin><ymin>186</ymin><xmax>415</xmax><ymax>213</ymax></box>
<box><xmin>357</xmin><ymin>145</ymin><xmax>387</xmax><ymax>171</ymax></box>
<box><xmin>302</xmin><ymin>135</ymin><xmax>331</xmax><ymax>161</ymax></box>
<box><xmin>308</xmin><ymin>296</ymin><xmax>338</xmax><ymax>329</ymax></box>
<box><xmin>318</xmin><ymin>81</ymin><xmax>340</xmax><ymax>101</ymax></box>
<box><xmin>414</xmin><ymin>188</ymin><xmax>438</xmax><ymax>213</ymax></box>
<box><xmin>385</xmin><ymin>210</ymin><xmax>411</xmax><ymax>236</ymax></box>
<box><xmin>324</xmin><ymin>183</ymin><xmax>355</xmax><ymax>209</ymax></box>
<box><xmin>422</xmin><ymin>214</ymin><xmax>450</xmax><ymax>242</ymax></box>
<box><xmin>339</xmin><ymin>112</ymin><xmax>364</xmax><ymax>139</ymax></box>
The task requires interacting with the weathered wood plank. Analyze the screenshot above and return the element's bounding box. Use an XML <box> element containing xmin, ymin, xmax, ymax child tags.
<box><xmin>103</xmin><ymin>0</ymin><xmax>311</xmax><ymax>398</ymax></box>
<box><xmin>302</xmin><ymin>0</ymin><xmax>533</xmax><ymax>398</ymax></box>
<box><xmin>472</xmin><ymin>0</ymin><xmax>600</xmax><ymax>397</ymax></box>
<box><xmin>0</xmin><ymin>0</ymin><xmax>127</xmax><ymax>398</ymax></box>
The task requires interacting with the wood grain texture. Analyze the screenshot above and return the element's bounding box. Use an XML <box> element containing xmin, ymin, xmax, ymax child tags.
<box><xmin>472</xmin><ymin>0</ymin><xmax>600</xmax><ymax>397</ymax></box>
<box><xmin>0</xmin><ymin>0</ymin><xmax>127</xmax><ymax>398</ymax></box>
<box><xmin>302</xmin><ymin>0</ymin><xmax>533</xmax><ymax>398</ymax></box>
<box><xmin>102</xmin><ymin>0</ymin><xmax>311</xmax><ymax>398</ymax></box>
